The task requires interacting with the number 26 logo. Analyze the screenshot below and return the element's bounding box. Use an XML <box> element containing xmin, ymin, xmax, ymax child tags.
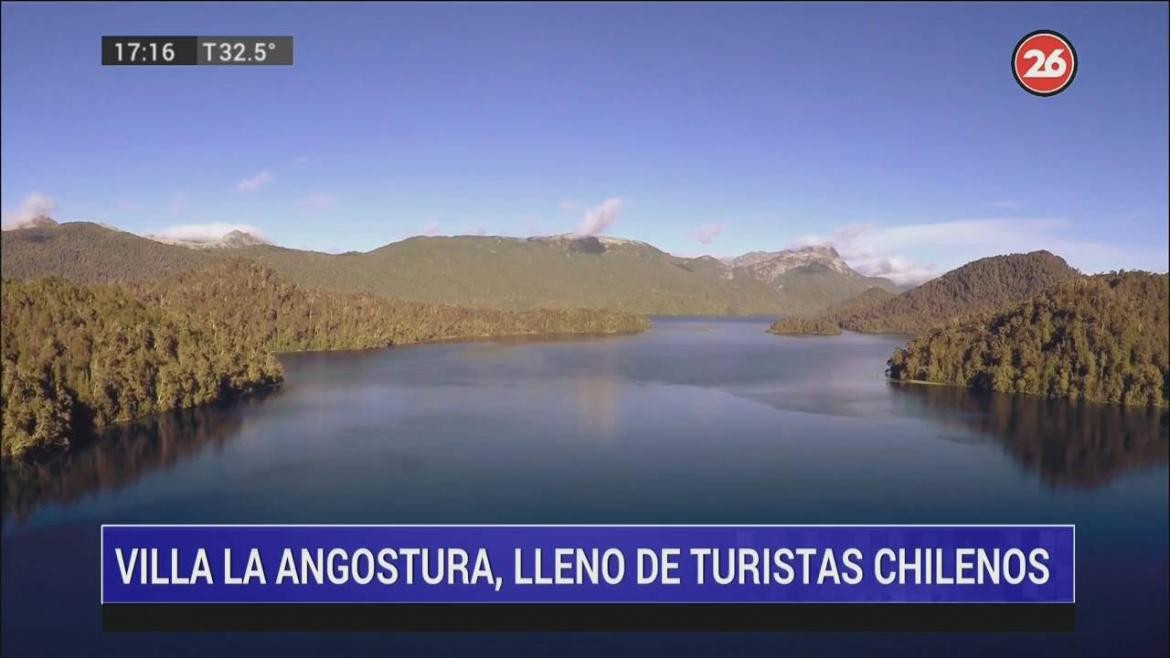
<box><xmin>1012</xmin><ymin>30</ymin><xmax>1077</xmax><ymax>96</ymax></box>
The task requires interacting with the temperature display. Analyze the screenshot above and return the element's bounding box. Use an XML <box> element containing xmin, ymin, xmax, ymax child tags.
<box><xmin>198</xmin><ymin>37</ymin><xmax>293</xmax><ymax>65</ymax></box>
<box><xmin>101</xmin><ymin>36</ymin><xmax>293</xmax><ymax>66</ymax></box>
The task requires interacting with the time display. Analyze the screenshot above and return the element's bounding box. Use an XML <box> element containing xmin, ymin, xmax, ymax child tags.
<box><xmin>101</xmin><ymin>36</ymin><xmax>293</xmax><ymax>66</ymax></box>
<box><xmin>102</xmin><ymin>36</ymin><xmax>196</xmax><ymax>65</ymax></box>
<box><xmin>115</xmin><ymin>40</ymin><xmax>178</xmax><ymax>63</ymax></box>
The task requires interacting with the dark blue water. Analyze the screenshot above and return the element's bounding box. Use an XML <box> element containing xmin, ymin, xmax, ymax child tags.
<box><xmin>3</xmin><ymin>317</ymin><xmax>1167</xmax><ymax>656</ymax></box>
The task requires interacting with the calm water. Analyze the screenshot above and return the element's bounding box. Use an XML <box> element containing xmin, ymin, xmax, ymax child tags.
<box><xmin>3</xmin><ymin>317</ymin><xmax>1167</xmax><ymax>656</ymax></box>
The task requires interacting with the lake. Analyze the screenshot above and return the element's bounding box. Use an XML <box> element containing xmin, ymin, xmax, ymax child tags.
<box><xmin>2</xmin><ymin>317</ymin><xmax>1167</xmax><ymax>656</ymax></box>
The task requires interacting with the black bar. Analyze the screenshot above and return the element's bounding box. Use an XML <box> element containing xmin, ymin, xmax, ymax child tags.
<box><xmin>103</xmin><ymin>603</ymin><xmax>1075</xmax><ymax>633</ymax></box>
<box><xmin>101</xmin><ymin>36</ymin><xmax>197</xmax><ymax>66</ymax></box>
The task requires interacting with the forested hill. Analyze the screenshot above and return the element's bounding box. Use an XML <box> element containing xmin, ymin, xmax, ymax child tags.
<box><xmin>770</xmin><ymin>251</ymin><xmax>1082</xmax><ymax>336</ymax></box>
<box><xmin>2</xmin><ymin>222</ymin><xmax>893</xmax><ymax>315</ymax></box>
<box><xmin>887</xmin><ymin>272</ymin><xmax>1169</xmax><ymax>406</ymax></box>
<box><xmin>1</xmin><ymin>261</ymin><xmax>648</xmax><ymax>461</ymax></box>
<box><xmin>130</xmin><ymin>259</ymin><xmax>651</xmax><ymax>352</ymax></box>
<box><xmin>838</xmin><ymin>251</ymin><xmax>1081</xmax><ymax>333</ymax></box>
<box><xmin>1</xmin><ymin>221</ymin><xmax>212</xmax><ymax>282</ymax></box>
<box><xmin>1</xmin><ymin>277</ymin><xmax>282</xmax><ymax>460</ymax></box>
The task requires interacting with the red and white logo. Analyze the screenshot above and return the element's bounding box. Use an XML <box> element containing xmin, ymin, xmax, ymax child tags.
<box><xmin>1012</xmin><ymin>30</ymin><xmax>1077</xmax><ymax>96</ymax></box>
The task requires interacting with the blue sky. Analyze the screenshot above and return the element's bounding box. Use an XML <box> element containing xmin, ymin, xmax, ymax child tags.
<box><xmin>2</xmin><ymin>2</ymin><xmax>1167</xmax><ymax>282</ymax></box>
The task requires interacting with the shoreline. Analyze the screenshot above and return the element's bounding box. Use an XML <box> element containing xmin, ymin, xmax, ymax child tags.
<box><xmin>886</xmin><ymin>377</ymin><xmax>1170</xmax><ymax>409</ymax></box>
<box><xmin>2</xmin><ymin>322</ymin><xmax>652</xmax><ymax>465</ymax></box>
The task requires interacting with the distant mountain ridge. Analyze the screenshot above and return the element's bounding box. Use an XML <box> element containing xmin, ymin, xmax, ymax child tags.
<box><xmin>1</xmin><ymin>221</ymin><xmax>896</xmax><ymax>315</ymax></box>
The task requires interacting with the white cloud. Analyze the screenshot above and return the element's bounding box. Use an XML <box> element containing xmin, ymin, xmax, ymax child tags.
<box><xmin>693</xmin><ymin>222</ymin><xmax>725</xmax><ymax>245</ymax></box>
<box><xmin>420</xmin><ymin>221</ymin><xmax>441</xmax><ymax>236</ymax></box>
<box><xmin>797</xmin><ymin>218</ymin><xmax>1136</xmax><ymax>286</ymax></box>
<box><xmin>573</xmin><ymin>198</ymin><xmax>622</xmax><ymax>237</ymax></box>
<box><xmin>302</xmin><ymin>191</ymin><xmax>336</xmax><ymax>211</ymax></box>
<box><xmin>1</xmin><ymin>193</ymin><xmax>57</xmax><ymax>229</ymax></box>
<box><xmin>147</xmin><ymin>222</ymin><xmax>265</xmax><ymax>244</ymax></box>
<box><xmin>848</xmin><ymin>254</ymin><xmax>939</xmax><ymax>286</ymax></box>
<box><xmin>236</xmin><ymin>170</ymin><xmax>275</xmax><ymax>192</ymax></box>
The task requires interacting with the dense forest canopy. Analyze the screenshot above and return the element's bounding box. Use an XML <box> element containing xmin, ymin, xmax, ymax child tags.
<box><xmin>887</xmin><ymin>272</ymin><xmax>1169</xmax><ymax>407</ymax></box>
<box><xmin>1</xmin><ymin>277</ymin><xmax>281</xmax><ymax>459</ymax></box>
<box><xmin>131</xmin><ymin>259</ymin><xmax>650</xmax><ymax>352</ymax></box>
<box><xmin>1</xmin><ymin>259</ymin><xmax>648</xmax><ymax>461</ymax></box>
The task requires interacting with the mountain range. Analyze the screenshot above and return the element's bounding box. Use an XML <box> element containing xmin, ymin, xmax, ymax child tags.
<box><xmin>1</xmin><ymin>221</ymin><xmax>896</xmax><ymax>315</ymax></box>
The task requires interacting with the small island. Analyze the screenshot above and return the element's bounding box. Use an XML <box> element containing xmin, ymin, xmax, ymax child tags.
<box><xmin>768</xmin><ymin>316</ymin><xmax>841</xmax><ymax>336</ymax></box>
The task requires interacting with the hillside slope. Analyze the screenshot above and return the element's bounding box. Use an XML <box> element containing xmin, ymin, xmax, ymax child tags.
<box><xmin>768</xmin><ymin>286</ymin><xmax>895</xmax><ymax>335</ymax></box>
<box><xmin>1</xmin><ymin>222</ymin><xmax>214</xmax><ymax>283</ymax></box>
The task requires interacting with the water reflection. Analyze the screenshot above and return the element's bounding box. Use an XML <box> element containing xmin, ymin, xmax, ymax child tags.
<box><xmin>1</xmin><ymin>390</ymin><xmax>280</xmax><ymax>524</ymax></box>
<box><xmin>574</xmin><ymin>376</ymin><xmax>620</xmax><ymax>441</ymax></box>
<box><xmin>892</xmin><ymin>383</ymin><xmax>1169</xmax><ymax>489</ymax></box>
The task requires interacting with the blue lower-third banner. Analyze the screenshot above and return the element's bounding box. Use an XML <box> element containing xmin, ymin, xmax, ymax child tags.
<box><xmin>101</xmin><ymin>524</ymin><xmax>1074</xmax><ymax>604</ymax></box>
